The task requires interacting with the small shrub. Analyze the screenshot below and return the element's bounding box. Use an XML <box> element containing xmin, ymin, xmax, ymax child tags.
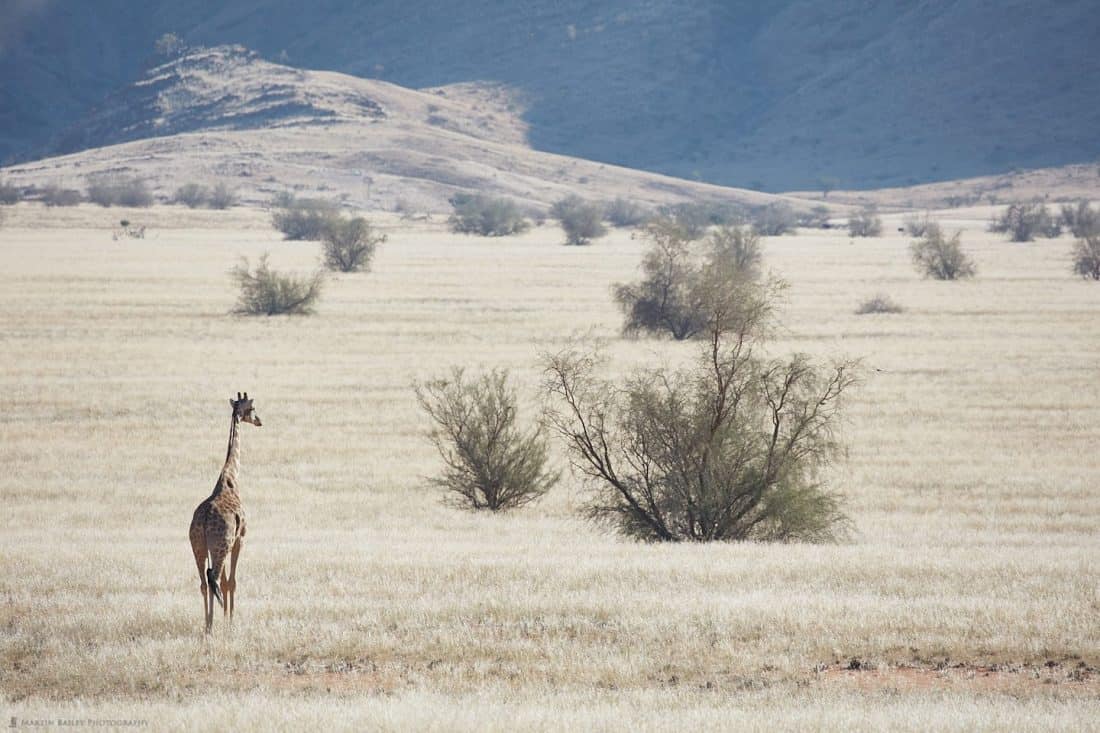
<box><xmin>604</xmin><ymin>197</ymin><xmax>650</xmax><ymax>228</ymax></box>
<box><xmin>989</xmin><ymin>203</ymin><xmax>1061</xmax><ymax>241</ymax></box>
<box><xmin>551</xmin><ymin>195</ymin><xmax>606</xmax><ymax>245</ymax></box>
<box><xmin>231</xmin><ymin>254</ymin><xmax>323</xmax><ymax>316</ymax></box>
<box><xmin>0</xmin><ymin>207</ymin><xmax>5</xmax><ymax>227</ymax></box>
<box><xmin>173</xmin><ymin>183</ymin><xmax>209</xmax><ymax>208</ymax></box>
<box><xmin>271</xmin><ymin>195</ymin><xmax>340</xmax><ymax>240</ymax></box>
<box><xmin>751</xmin><ymin>203</ymin><xmax>797</xmax><ymax>236</ymax></box>
<box><xmin>613</xmin><ymin>219</ymin><xmax>767</xmax><ymax>340</ymax></box>
<box><xmin>848</xmin><ymin>207</ymin><xmax>883</xmax><ymax>237</ymax></box>
<box><xmin>41</xmin><ymin>184</ymin><xmax>82</xmax><ymax>206</ymax></box>
<box><xmin>0</xmin><ymin>179</ymin><xmax>20</xmax><ymax>205</ymax></box>
<box><xmin>910</xmin><ymin>225</ymin><xmax>976</xmax><ymax>280</ymax></box>
<box><xmin>903</xmin><ymin>212</ymin><xmax>935</xmax><ymax>237</ymax></box>
<box><xmin>448</xmin><ymin>193</ymin><xmax>530</xmax><ymax>236</ymax></box>
<box><xmin>856</xmin><ymin>294</ymin><xmax>904</xmax><ymax>314</ymax></box>
<box><xmin>657</xmin><ymin>201</ymin><xmax>745</xmax><ymax>239</ymax></box>
<box><xmin>1060</xmin><ymin>200</ymin><xmax>1099</xmax><ymax>238</ymax></box>
<box><xmin>322</xmin><ymin>216</ymin><xmax>386</xmax><ymax>272</ymax></box>
<box><xmin>1072</xmin><ymin>234</ymin><xmax>1100</xmax><ymax>280</ymax></box>
<box><xmin>798</xmin><ymin>205</ymin><xmax>831</xmax><ymax>228</ymax></box>
<box><xmin>208</xmin><ymin>183</ymin><xmax>238</xmax><ymax>210</ymax></box>
<box><xmin>415</xmin><ymin>367</ymin><xmax>559</xmax><ymax>511</ymax></box>
<box><xmin>86</xmin><ymin>176</ymin><xmax>153</xmax><ymax>207</ymax></box>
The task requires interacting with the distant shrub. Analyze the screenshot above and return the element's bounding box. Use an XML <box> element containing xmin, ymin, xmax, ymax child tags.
<box><xmin>910</xmin><ymin>225</ymin><xmax>976</xmax><ymax>280</ymax></box>
<box><xmin>208</xmin><ymin>183</ymin><xmax>238</xmax><ymax>210</ymax></box>
<box><xmin>903</xmin><ymin>212</ymin><xmax>935</xmax><ymax>237</ymax></box>
<box><xmin>173</xmin><ymin>183</ymin><xmax>209</xmax><ymax>208</ymax></box>
<box><xmin>604</xmin><ymin>197</ymin><xmax>651</xmax><ymax>227</ymax></box>
<box><xmin>86</xmin><ymin>176</ymin><xmax>153</xmax><ymax>207</ymax></box>
<box><xmin>1072</xmin><ymin>234</ymin><xmax>1100</xmax><ymax>280</ymax></box>
<box><xmin>551</xmin><ymin>195</ymin><xmax>606</xmax><ymax>245</ymax></box>
<box><xmin>848</xmin><ymin>207</ymin><xmax>883</xmax><ymax>237</ymax></box>
<box><xmin>657</xmin><ymin>201</ymin><xmax>745</xmax><ymax>239</ymax></box>
<box><xmin>1060</xmin><ymin>200</ymin><xmax>1099</xmax><ymax>238</ymax></box>
<box><xmin>321</xmin><ymin>216</ymin><xmax>386</xmax><ymax>272</ymax></box>
<box><xmin>613</xmin><ymin>218</ymin><xmax>766</xmax><ymax>340</ymax></box>
<box><xmin>989</xmin><ymin>203</ymin><xmax>1061</xmax><ymax>241</ymax></box>
<box><xmin>415</xmin><ymin>367</ymin><xmax>559</xmax><ymax>511</ymax></box>
<box><xmin>448</xmin><ymin>193</ymin><xmax>530</xmax><ymax>237</ymax></box>
<box><xmin>271</xmin><ymin>195</ymin><xmax>340</xmax><ymax>240</ymax></box>
<box><xmin>0</xmin><ymin>179</ymin><xmax>20</xmax><ymax>205</ymax></box>
<box><xmin>154</xmin><ymin>32</ymin><xmax>186</xmax><ymax>57</ymax></box>
<box><xmin>798</xmin><ymin>205</ymin><xmax>831</xmax><ymax>228</ymax></box>
<box><xmin>112</xmin><ymin>219</ymin><xmax>146</xmax><ymax>240</ymax></box>
<box><xmin>751</xmin><ymin>202</ymin><xmax>797</xmax><ymax>236</ymax></box>
<box><xmin>0</xmin><ymin>207</ymin><xmax>5</xmax><ymax>227</ymax></box>
<box><xmin>231</xmin><ymin>254</ymin><xmax>323</xmax><ymax>316</ymax></box>
<box><xmin>856</xmin><ymin>294</ymin><xmax>904</xmax><ymax>314</ymax></box>
<box><xmin>40</xmin><ymin>184</ymin><xmax>82</xmax><ymax>207</ymax></box>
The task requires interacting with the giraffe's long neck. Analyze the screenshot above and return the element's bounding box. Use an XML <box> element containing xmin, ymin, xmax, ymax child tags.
<box><xmin>220</xmin><ymin>413</ymin><xmax>241</xmax><ymax>488</ymax></box>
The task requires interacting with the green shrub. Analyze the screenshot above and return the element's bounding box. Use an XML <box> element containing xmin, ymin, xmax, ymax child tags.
<box><xmin>415</xmin><ymin>367</ymin><xmax>559</xmax><ymax>511</ymax></box>
<box><xmin>856</xmin><ymin>294</ymin><xmax>904</xmax><ymax>314</ymax></box>
<box><xmin>1072</xmin><ymin>234</ymin><xmax>1100</xmax><ymax>280</ymax></box>
<box><xmin>41</xmin><ymin>184</ymin><xmax>82</xmax><ymax>206</ymax></box>
<box><xmin>321</xmin><ymin>216</ymin><xmax>386</xmax><ymax>272</ymax></box>
<box><xmin>751</xmin><ymin>203</ymin><xmax>797</xmax><ymax>236</ymax></box>
<box><xmin>613</xmin><ymin>219</ymin><xmax>766</xmax><ymax>340</ymax></box>
<box><xmin>910</xmin><ymin>224</ymin><xmax>976</xmax><ymax>280</ymax></box>
<box><xmin>1060</xmin><ymin>200</ymin><xmax>1099</xmax><ymax>238</ymax></box>
<box><xmin>551</xmin><ymin>195</ymin><xmax>606</xmax><ymax>245</ymax></box>
<box><xmin>0</xmin><ymin>179</ymin><xmax>20</xmax><ymax>205</ymax></box>
<box><xmin>271</xmin><ymin>195</ymin><xmax>340</xmax><ymax>240</ymax></box>
<box><xmin>86</xmin><ymin>176</ymin><xmax>153</xmax><ymax>207</ymax></box>
<box><xmin>989</xmin><ymin>203</ymin><xmax>1061</xmax><ymax>241</ymax></box>
<box><xmin>848</xmin><ymin>207</ymin><xmax>883</xmax><ymax>237</ymax></box>
<box><xmin>447</xmin><ymin>193</ymin><xmax>529</xmax><ymax>236</ymax></box>
<box><xmin>604</xmin><ymin>197</ymin><xmax>651</xmax><ymax>227</ymax></box>
<box><xmin>231</xmin><ymin>254</ymin><xmax>323</xmax><ymax>316</ymax></box>
<box><xmin>543</xmin><ymin>310</ymin><xmax>856</xmax><ymax>543</ymax></box>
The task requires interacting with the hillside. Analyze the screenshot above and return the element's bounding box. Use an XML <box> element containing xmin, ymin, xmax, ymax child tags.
<box><xmin>2</xmin><ymin>1</ymin><xmax>1098</xmax><ymax>191</ymax></box>
<box><xmin>0</xmin><ymin>46</ymin><xmax>799</xmax><ymax>212</ymax></box>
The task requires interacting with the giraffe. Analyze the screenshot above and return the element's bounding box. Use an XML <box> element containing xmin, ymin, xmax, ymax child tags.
<box><xmin>189</xmin><ymin>392</ymin><xmax>262</xmax><ymax>634</ymax></box>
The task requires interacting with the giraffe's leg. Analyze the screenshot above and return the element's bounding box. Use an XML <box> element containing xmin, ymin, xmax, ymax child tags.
<box><xmin>205</xmin><ymin>552</ymin><xmax>215</xmax><ymax>634</ymax></box>
<box><xmin>227</xmin><ymin>537</ymin><xmax>242</xmax><ymax>623</ymax></box>
<box><xmin>220</xmin><ymin>566</ymin><xmax>230</xmax><ymax>620</ymax></box>
<box><xmin>192</xmin><ymin>541</ymin><xmax>210</xmax><ymax>635</ymax></box>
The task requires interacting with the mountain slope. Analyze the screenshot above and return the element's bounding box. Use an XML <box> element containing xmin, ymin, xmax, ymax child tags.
<box><xmin>1</xmin><ymin>1</ymin><xmax>1098</xmax><ymax>190</ymax></box>
<box><xmin>0</xmin><ymin>46</ymin><xmax>800</xmax><ymax>213</ymax></box>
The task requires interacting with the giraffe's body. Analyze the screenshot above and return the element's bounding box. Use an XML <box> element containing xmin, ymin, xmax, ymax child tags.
<box><xmin>189</xmin><ymin>393</ymin><xmax>261</xmax><ymax>634</ymax></box>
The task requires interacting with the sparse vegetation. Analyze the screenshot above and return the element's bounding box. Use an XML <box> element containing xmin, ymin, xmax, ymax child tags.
<box><xmin>112</xmin><ymin>219</ymin><xmax>146</xmax><ymax>240</ymax></box>
<box><xmin>989</xmin><ymin>203</ymin><xmax>1061</xmax><ymax>242</ymax></box>
<box><xmin>903</xmin><ymin>212</ymin><xmax>935</xmax><ymax>237</ymax></box>
<box><xmin>271</xmin><ymin>195</ymin><xmax>340</xmax><ymax>240</ymax></box>
<box><xmin>1072</xmin><ymin>234</ymin><xmax>1100</xmax><ymax>280</ymax></box>
<box><xmin>1060</xmin><ymin>200</ymin><xmax>1099</xmax><ymax>238</ymax></box>
<box><xmin>544</xmin><ymin>295</ymin><xmax>856</xmax><ymax>542</ymax></box>
<box><xmin>154</xmin><ymin>32</ymin><xmax>186</xmax><ymax>57</ymax></box>
<box><xmin>208</xmin><ymin>183</ymin><xmax>238</xmax><ymax>210</ymax></box>
<box><xmin>751</xmin><ymin>203</ymin><xmax>797</xmax><ymax>236</ymax></box>
<box><xmin>798</xmin><ymin>205</ymin><xmax>831</xmax><ymax>229</ymax></box>
<box><xmin>856</xmin><ymin>294</ymin><xmax>904</xmax><ymax>314</ymax></box>
<box><xmin>848</xmin><ymin>207</ymin><xmax>883</xmax><ymax>237</ymax></box>
<box><xmin>415</xmin><ymin>367</ymin><xmax>558</xmax><ymax>511</ymax></box>
<box><xmin>603</xmin><ymin>197</ymin><xmax>651</xmax><ymax>228</ymax></box>
<box><xmin>86</xmin><ymin>176</ymin><xmax>154</xmax><ymax>208</ymax></box>
<box><xmin>613</xmin><ymin>219</ymin><xmax>766</xmax><ymax>340</ymax></box>
<box><xmin>321</xmin><ymin>216</ymin><xmax>386</xmax><ymax>273</ymax></box>
<box><xmin>0</xmin><ymin>179</ymin><xmax>20</xmax><ymax>205</ymax></box>
<box><xmin>173</xmin><ymin>183</ymin><xmax>208</xmax><ymax>208</ymax></box>
<box><xmin>910</xmin><ymin>225</ymin><xmax>976</xmax><ymax>280</ymax></box>
<box><xmin>551</xmin><ymin>195</ymin><xmax>606</xmax><ymax>245</ymax></box>
<box><xmin>40</xmin><ymin>184</ymin><xmax>83</xmax><ymax>207</ymax></box>
<box><xmin>657</xmin><ymin>201</ymin><xmax>745</xmax><ymax>239</ymax></box>
<box><xmin>231</xmin><ymin>254</ymin><xmax>323</xmax><ymax>316</ymax></box>
<box><xmin>448</xmin><ymin>193</ymin><xmax>530</xmax><ymax>237</ymax></box>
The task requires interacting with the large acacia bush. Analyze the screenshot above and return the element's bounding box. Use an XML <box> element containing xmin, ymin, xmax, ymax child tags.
<box><xmin>231</xmin><ymin>254</ymin><xmax>323</xmax><ymax>316</ymax></box>
<box><xmin>544</xmin><ymin>282</ymin><xmax>856</xmax><ymax>543</ymax></box>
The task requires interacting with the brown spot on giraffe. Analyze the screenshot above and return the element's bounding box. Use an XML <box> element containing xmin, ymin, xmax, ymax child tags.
<box><xmin>189</xmin><ymin>392</ymin><xmax>262</xmax><ymax>635</ymax></box>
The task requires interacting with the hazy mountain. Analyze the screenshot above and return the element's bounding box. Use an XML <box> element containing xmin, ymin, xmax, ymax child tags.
<box><xmin>2</xmin><ymin>1</ymin><xmax>1098</xmax><ymax>190</ymax></box>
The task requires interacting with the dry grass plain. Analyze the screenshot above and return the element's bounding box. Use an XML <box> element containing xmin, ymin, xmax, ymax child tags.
<box><xmin>1</xmin><ymin>203</ymin><xmax>1098</xmax><ymax>730</ymax></box>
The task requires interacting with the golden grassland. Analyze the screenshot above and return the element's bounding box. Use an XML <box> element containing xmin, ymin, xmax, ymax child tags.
<box><xmin>0</xmin><ymin>203</ymin><xmax>1098</xmax><ymax>730</ymax></box>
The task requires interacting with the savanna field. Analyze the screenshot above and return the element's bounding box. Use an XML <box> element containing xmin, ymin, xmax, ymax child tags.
<box><xmin>1</xmin><ymin>203</ymin><xmax>1098</xmax><ymax>730</ymax></box>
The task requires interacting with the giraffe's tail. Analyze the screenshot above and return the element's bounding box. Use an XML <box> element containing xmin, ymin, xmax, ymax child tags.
<box><xmin>206</xmin><ymin>567</ymin><xmax>224</xmax><ymax>608</ymax></box>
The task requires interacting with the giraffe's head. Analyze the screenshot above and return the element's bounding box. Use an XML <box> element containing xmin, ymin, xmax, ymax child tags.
<box><xmin>230</xmin><ymin>392</ymin><xmax>262</xmax><ymax>427</ymax></box>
